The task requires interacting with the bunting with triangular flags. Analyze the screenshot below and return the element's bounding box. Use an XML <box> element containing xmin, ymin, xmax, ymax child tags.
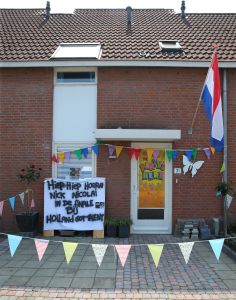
<box><xmin>65</xmin><ymin>151</ymin><xmax>71</xmax><ymax>161</ymax></box>
<box><xmin>173</xmin><ymin>150</ymin><xmax>179</xmax><ymax>161</ymax></box>
<box><xmin>108</xmin><ymin>145</ymin><xmax>115</xmax><ymax>156</ymax></box>
<box><xmin>31</xmin><ymin>198</ymin><xmax>35</xmax><ymax>208</ymax></box>
<box><xmin>128</xmin><ymin>148</ymin><xmax>135</xmax><ymax>160</ymax></box>
<box><xmin>209</xmin><ymin>238</ymin><xmax>224</xmax><ymax>260</ymax></box>
<box><xmin>115</xmin><ymin>146</ymin><xmax>123</xmax><ymax>158</ymax></box>
<box><xmin>52</xmin><ymin>154</ymin><xmax>58</xmax><ymax>163</ymax></box>
<box><xmin>115</xmin><ymin>245</ymin><xmax>131</xmax><ymax>267</ymax></box>
<box><xmin>185</xmin><ymin>150</ymin><xmax>192</xmax><ymax>161</ymax></box>
<box><xmin>8</xmin><ymin>235</ymin><xmax>22</xmax><ymax>257</ymax></box>
<box><xmin>148</xmin><ymin>244</ymin><xmax>164</xmax><ymax>268</ymax></box>
<box><xmin>58</xmin><ymin>152</ymin><xmax>65</xmax><ymax>164</ymax></box>
<box><xmin>18</xmin><ymin>192</ymin><xmax>25</xmax><ymax>205</ymax></box>
<box><xmin>179</xmin><ymin>242</ymin><xmax>194</xmax><ymax>264</ymax></box>
<box><xmin>62</xmin><ymin>242</ymin><xmax>78</xmax><ymax>264</ymax></box>
<box><xmin>134</xmin><ymin>149</ymin><xmax>141</xmax><ymax>160</ymax></box>
<box><xmin>203</xmin><ymin>148</ymin><xmax>211</xmax><ymax>159</ymax></box>
<box><xmin>146</xmin><ymin>149</ymin><xmax>153</xmax><ymax>162</ymax></box>
<box><xmin>92</xmin><ymin>244</ymin><xmax>108</xmax><ymax>266</ymax></box>
<box><xmin>166</xmin><ymin>150</ymin><xmax>173</xmax><ymax>162</ymax></box>
<box><xmin>210</xmin><ymin>147</ymin><xmax>215</xmax><ymax>155</ymax></box>
<box><xmin>191</xmin><ymin>148</ymin><xmax>197</xmax><ymax>160</ymax></box>
<box><xmin>153</xmin><ymin>149</ymin><xmax>160</xmax><ymax>160</ymax></box>
<box><xmin>220</xmin><ymin>162</ymin><xmax>225</xmax><ymax>173</ymax></box>
<box><xmin>92</xmin><ymin>144</ymin><xmax>99</xmax><ymax>156</ymax></box>
<box><xmin>74</xmin><ymin>149</ymin><xmax>82</xmax><ymax>160</ymax></box>
<box><xmin>82</xmin><ymin>148</ymin><xmax>88</xmax><ymax>159</ymax></box>
<box><xmin>34</xmin><ymin>239</ymin><xmax>49</xmax><ymax>261</ymax></box>
<box><xmin>0</xmin><ymin>201</ymin><xmax>4</xmax><ymax>216</ymax></box>
<box><xmin>9</xmin><ymin>197</ymin><xmax>15</xmax><ymax>210</ymax></box>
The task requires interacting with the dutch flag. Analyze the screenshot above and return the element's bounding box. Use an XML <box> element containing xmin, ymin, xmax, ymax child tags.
<box><xmin>201</xmin><ymin>53</ymin><xmax>224</xmax><ymax>152</ymax></box>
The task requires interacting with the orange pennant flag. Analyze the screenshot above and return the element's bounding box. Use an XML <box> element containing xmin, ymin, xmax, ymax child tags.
<box><xmin>115</xmin><ymin>146</ymin><xmax>123</xmax><ymax>158</ymax></box>
<box><xmin>210</xmin><ymin>147</ymin><xmax>215</xmax><ymax>155</ymax></box>
<box><xmin>58</xmin><ymin>152</ymin><xmax>65</xmax><ymax>164</ymax></box>
<box><xmin>146</xmin><ymin>149</ymin><xmax>153</xmax><ymax>162</ymax></box>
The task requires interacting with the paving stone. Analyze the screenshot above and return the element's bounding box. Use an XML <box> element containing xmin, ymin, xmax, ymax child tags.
<box><xmin>209</xmin><ymin>263</ymin><xmax>231</xmax><ymax>271</ymax></box>
<box><xmin>59</xmin><ymin>262</ymin><xmax>80</xmax><ymax>269</ymax></box>
<box><xmin>4</xmin><ymin>260</ymin><xmax>26</xmax><ymax>268</ymax></box>
<box><xmin>5</xmin><ymin>276</ymin><xmax>30</xmax><ymax>286</ymax></box>
<box><xmin>215</xmin><ymin>270</ymin><xmax>236</xmax><ymax>280</ymax></box>
<box><xmin>40</xmin><ymin>261</ymin><xmax>62</xmax><ymax>269</ymax></box>
<box><xmin>222</xmin><ymin>280</ymin><xmax>236</xmax><ymax>290</ymax></box>
<box><xmin>14</xmin><ymin>268</ymin><xmax>37</xmax><ymax>276</ymax></box>
<box><xmin>34</xmin><ymin>268</ymin><xmax>57</xmax><ymax>277</ymax></box>
<box><xmin>79</xmin><ymin>262</ymin><xmax>98</xmax><ymax>270</ymax></box>
<box><xmin>0</xmin><ymin>268</ymin><xmax>17</xmax><ymax>276</ymax></box>
<box><xmin>99</xmin><ymin>262</ymin><xmax>117</xmax><ymax>270</ymax></box>
<box><xmin>45</xmin><ymin>255</ymin><xmax>65</xmax><ymax>262</ymax></box>
<box><xmin>26</xmin><ymin>276</ymin><xmax>52</xmax><ymax>287</ymax></box>
<box><xmin>0</xmin><ymin>276</ymin><xmax>10</xmax><ymax>285</ymax></box>
<box><xmin>81</xmin><ymin>255</ymin><xmax>97</xmax><ymax>262</ymax></box>
<box><xmin>96</xmin><ymin>269</ymin><xmax>116</xmax><ymax>278</ymax></box>
<box><xmin>54</xmin><ymin>268</ymin><xmax>78</xmax><ymax>277</ymax></box>
<box><xmin>93</xmin><ymin>278</ymin><xmax>116</xmax><ymax>289</ymax></box>
<box><xmin>22</xmin><ymin>261</ymin><xmax>42</xmax><ymax>268</ymax></box>
<box><xmin>70</xmin><ymin>277</ymin><xmax>94</xmax><ymax>288</ymax></box>
<box><xmin>49</xmin><ymin>277</ymin><xmax>72</xmax><ymax>288</ymax></box>
<box><xmin>75</xmin><ymin>269</ymin><xmax>96</xmax><ymax>277</ymax></box>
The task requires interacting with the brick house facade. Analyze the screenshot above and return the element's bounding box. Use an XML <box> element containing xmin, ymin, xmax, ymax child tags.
<box><xmin>0</xmin><ymin>7</ymin><xmax>235</xmax><ymax>233</ymax></box>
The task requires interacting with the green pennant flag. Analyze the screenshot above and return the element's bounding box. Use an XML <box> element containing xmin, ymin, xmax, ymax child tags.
<box><xmin>166</xmin><ymin>150</ymin><xmax>173</xmax><ymax>162</ymax></box>
<box><xmin>74</xmin><ymin>149</ymin><xmax>82</xmax><ymax>160</ymax></box>
<box><xmin>191</xmin><ymin>148</ymin><xmax>197</xmax><ymax>160</ymax></box>
<box><xmin>62</xmin><ymin>242</ymin><xmax>78</xmax><ymax>264</ymax></box>
<box><xmin>148</xmin><ymin>244</ymin><xmax>164</xmax><ymax>267</ymax></box>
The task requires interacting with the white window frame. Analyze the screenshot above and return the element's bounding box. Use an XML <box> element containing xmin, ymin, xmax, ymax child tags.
<box><xmin>54</xmin><ymin>67</ymin><xmax>97</xmax><ymax>86</ymax></box>
<box><xmin>52</xmin><ymin>142</ymin><xmax>97</xmax><ymax>179</ymax></box>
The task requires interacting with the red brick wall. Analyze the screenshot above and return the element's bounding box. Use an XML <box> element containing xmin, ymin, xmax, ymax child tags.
<box><xmin>97</xmin><ymin>67</ymin><xmax>236</xmax><ymax>229</ymax></box>
<box><xmin>0</xmin><ymin>68</ymin><xmax>53</xmax><ymax>232</ymax></box>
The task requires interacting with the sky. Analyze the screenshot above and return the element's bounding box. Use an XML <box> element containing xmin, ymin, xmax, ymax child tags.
<box><xmin>0</xmin><ymin>0</ymin><xmax>236</xmax><ymax>14</ymax></box>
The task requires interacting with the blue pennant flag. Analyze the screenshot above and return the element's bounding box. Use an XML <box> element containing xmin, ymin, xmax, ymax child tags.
<box><xmin>173</xmin><ymin>150</ymin><xmax>179</xmax><ymax>161</ymax></box>
<box><xmin>91</xmin><ymin>145</ymin><xmax>99</xmax><ymax>156</ymax></box>
<box><xmin>209</xmin><ymin>238</ymin><xmax>224</xmax><ymax>260</ymax></box>
<box><xmin>185</xmin><ymin>150</ymin><xmax>192</xmax><ymax>161</ymax></box>
<box><xmin>8</xmin><ymin>235</ymin><xmax>22</xmax><ymax>256</ymax></box>
<box><xmin>9</xmin><ymin>197</ymin><xmax>15</xmax><ymax>210</ymax></box>
<box><xmin>82</xmin><ymin>148</ymin><xmax>88</xmax><ymax>159</ymax></box>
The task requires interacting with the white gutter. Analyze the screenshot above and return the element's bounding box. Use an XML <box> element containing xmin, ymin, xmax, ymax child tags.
<box><xmin>1</xmin><ymin>60</ymin><xmax>236</xmax><ymax>68</ymax></box>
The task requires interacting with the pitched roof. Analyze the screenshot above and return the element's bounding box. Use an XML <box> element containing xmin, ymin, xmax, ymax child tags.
<box><xmin>1</xmin><ymin>8</ymin><xmax>236</xmax><ymax>62</ymax></box>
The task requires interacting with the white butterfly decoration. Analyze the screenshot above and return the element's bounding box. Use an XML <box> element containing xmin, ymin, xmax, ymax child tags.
<box><xmin>182</xmin><ymin>155</ymin><xmax>204</xmax><ymax>177</ymax></box>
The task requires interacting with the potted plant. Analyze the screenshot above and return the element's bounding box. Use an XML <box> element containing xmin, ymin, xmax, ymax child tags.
<box><xmin>105</xmin><ymin>217</ymin><xmax>119</xmax><ymax>237</ymax></box>
<box><xmin>118</xmin><ymin>217</ymin><xmax>133</xmax><ymax>238</ymax></box>
<box><xmin>215</xmin><ymin>181</ymin><xmax>234</xmax><ymax>197</ymax></box>
<box><xmin>16</xmin><ymin>164</ymin><xmax>42</xmax><ymax>233</ymax></box>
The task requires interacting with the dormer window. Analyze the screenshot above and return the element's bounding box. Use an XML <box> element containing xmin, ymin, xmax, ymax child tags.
<box><xmin>51</xmin><ymin>43</ymin><xmax>102</xmax><ymax>59</ymax></box>
<box><xmin>159</xmin><ymin>40</ymin><xmax>182</xmax><ymax>51</ymax></box>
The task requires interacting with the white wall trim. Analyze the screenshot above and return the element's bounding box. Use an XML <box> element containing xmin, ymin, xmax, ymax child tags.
<box><xmin>1</xmin><ymin>60</ymin><xmax>236</xmax><ymax>68</ymax></box>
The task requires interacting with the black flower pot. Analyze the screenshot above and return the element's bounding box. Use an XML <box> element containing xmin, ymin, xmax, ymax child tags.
<box><xmin>16</xmin><ymin>212</ymin><xmax>39</xmax><ymax>232</ymax></box>
<box><xmin>106</xmin><ymin>225</ymin><xmax>117</xmax><ymax>237</ymax></box>
<box><xmin>118</xmin><ymin>224</ymin><xmax>130</xmax><ymax>238</ymax></box>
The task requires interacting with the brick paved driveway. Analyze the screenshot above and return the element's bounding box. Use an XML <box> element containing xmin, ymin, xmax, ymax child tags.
<box><xmin>0</xmin><ymin>234</ymin><xmax>236</xmax><ymax>299</ymax></box>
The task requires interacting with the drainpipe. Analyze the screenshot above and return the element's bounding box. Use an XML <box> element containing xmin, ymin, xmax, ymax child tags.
<box><xmin>223</xmin><ymin>69</ymin><xmax>228</xmax><ymax>236</ymax></box>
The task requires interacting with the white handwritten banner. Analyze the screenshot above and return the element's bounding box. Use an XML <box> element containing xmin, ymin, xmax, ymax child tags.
<box><xmin>44</xmin><ymin>178</ymin><xmax>105</xmax><ymax>231</ymax></box>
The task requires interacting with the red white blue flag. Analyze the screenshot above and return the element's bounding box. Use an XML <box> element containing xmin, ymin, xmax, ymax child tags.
<box><xmin>201</xmin><ymin>53</ymin><xmax>224</xmax><ymax>152</ymax></box>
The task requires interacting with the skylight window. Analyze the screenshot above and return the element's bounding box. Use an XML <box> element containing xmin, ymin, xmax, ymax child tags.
<box><xmin>159</xmin><ymin>40</ymin><xmax>182</xmax><ymax>51</ymax></box>
<box><xmin>51</xmin><ymin>43</ymin><xmax>102</xmax><ymax>59</ymax></box>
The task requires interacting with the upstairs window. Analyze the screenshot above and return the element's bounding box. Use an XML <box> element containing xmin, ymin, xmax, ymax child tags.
<box><xmin>56</xmin><ymin>71</ymin><xmax>96</xmax><ymax>83</ymax></box>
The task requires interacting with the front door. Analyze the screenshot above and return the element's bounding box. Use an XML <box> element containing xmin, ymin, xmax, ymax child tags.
<box><xmin>131</xmin><ymin>143</ymin><xmax>172</xmax><ymax>234</ymax></box>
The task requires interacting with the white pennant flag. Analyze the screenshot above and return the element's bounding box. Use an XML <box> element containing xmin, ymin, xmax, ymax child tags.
<box><xmin>92</xmin><ymin>244</ymin><xmax>108</xmax><ymax>266</ymax></box>
<box><xmin>18</xmin><ymin>192</ymin><xmax>25</xmax><ymax>205</ymax></box>
<box><xmin>226</xmin><ymin>194</ymin><xmax>233</xmax><ymax>209</ymax></box>
<box><xmin>179</xmin><ymin>242</ymin><xmax>194</xmax><ymax>264</ymax></box>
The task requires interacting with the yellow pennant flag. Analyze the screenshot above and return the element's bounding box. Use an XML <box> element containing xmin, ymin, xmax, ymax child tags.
<box><xmin>115</xmin><ymin>146</ymin><xmax>123</xmax><ymax>158</ymax></box>
<box><xmin>58</xmin><ymin>152</ymin><xmax>65</xmax><ymax>164</ymax></box>
<box><xmin>220</xmin><ymin>162</ymin><xmax>225</xmax><ymax>173</ymax></box>
<box><xmin>210</xmin><ymin>147</ymin><xmax>215</xmax><ymax>155</ymax></box>
<box><xmin>146</xmin><ymin>149</ymin><xmax>153</xmax><ymax>162</ymax></box>
<box><xmin>148</xmin><ymin>244</ymin><xmax>164</xmax><ymax>268</ymax></box>
<box><xmin>62</xmin><ymin>242</ymin><xmax>78</xmax><ymax>264</ymax></box>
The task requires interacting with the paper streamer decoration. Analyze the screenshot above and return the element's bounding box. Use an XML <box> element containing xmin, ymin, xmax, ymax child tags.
<box><xmin>34</xmin><ymin>239</ymin><xmax>49</xmax><ymax>261</ymax></box>
<box><xmin>153</xmin><ymin>149</ymin><xmax>159</xmax><ymax>160</ymax></box>
<box><xmin>0</xmin><ymin>201</ymin><xmax>4</xmax><ymax>216</ymax></box>
<box><xmin>92</xmin><ymin>244</ymin><xmax>108</xmax><ymax>266</ymax></box>
<box><xmin>173</xmin><ymin>150</ymin><xmax>179</xmax><ymax>161</ymax></box>
<box><xmin>209</xmin><ymin>238</ymin><xmax>224</xmax><ymax>260</ymax></box>
<box><xmin>31</xmin><ymin>198</ymin><xmax>35</xmax><ymax>208</ymax></box>
<box><xmin>58</xmin><ymin>152</ymin><xmax>65</xmax><ymax>164</ymax></box>
<box><xmin>91</xmin><ymin>145</ymin><xmax>99</xmax><ymax>156</ymax></box>
<box><xmin>52</xmin><ymin>154</ymin><xmax>58</xmax><ymax>163</ymax></box>
<box><xmin>82</xmin><ymin>148</ymin><xmax>88</xmax><ymax>159</ymax></box>
<box><xmin>220</xmin><ymin>162</ymin><xmax>225</xmax><ymax>173</ymax></box>
<box><xmin>191</xmin><ymin>148</ymin><xmax>197</xmax><ymax>160</ymax></box>
<box><xmin>62</xmin><ymin>242</ymin><xmax>78</xmax><ymax>264</ymax></box>
<box><xmin>210</xmin><ymin>147</ymin><xmax>215</xmax><ymax>155</ymax></box>
<box><xmin>203</xmin><ymin>148</ymin><xmax>211</xmax><ymax>159</ymax></box>
<box><xmin>108</xmin><ymin>145</ymin><xmax>115</xmax><ymax>156</ymax></box>
<box><xmin>134</xmin><ymin>149</ymin><xmax>141</xmax><ymax>160</ymax></box>
<box><xmin>115</xmin><ymin>146</ymin><xmax>123</xmax><ymax>158</ymax></box>
<box><xmin>18</xmin><ymin>192</ymin><xmax>25</xmax><ymax>205</ymax></box>
<box><xmin>74</xmin><ymin>149</ymin><xmax>82</xmax><ymax>160</ymax></box>
<box><xmin>115</xmin><ymin>245</ymin><xmax>131</xmax><ymax>267</ymax></box>
<box><xmin>185</xmin><ymin>150</ymin><xmax>192</xmax><ymax>161</ymax></box>
<box><xmin>146</xmin><ymin>149</ymin><xmax>153</xmax><ymax>162</ymax></box>
<box><xmin>8</xmin><ymin>235</ymin><xmax>22</xmax><ymax>257</ymax></box>
<box><xmin>166</xmin><ymin>150</ymin><xmax>173</xmax><ymax>162</ymax></box>
<box><xmin>148</xmin><ymin>244</ymin><xmax>164</xmax><ymax>267</ymax></box>
<box><xmin>65</xmin><ymin>151</ymin><xmax>71</xmax><ymax>161</ymax></box>
<box><xmin>9</xmin><ymin>197</ymin><xmax>15</xmax><ymax>210</ymax></box>
<box><xmin>179</xmin><ymin>242</ymin><xmax>194</xmax><ymax>264</ymax></box>
<box><xmin>226</xmin><ymin>194</ymin><xmax>233</xmax><ymax>209</ymax></box>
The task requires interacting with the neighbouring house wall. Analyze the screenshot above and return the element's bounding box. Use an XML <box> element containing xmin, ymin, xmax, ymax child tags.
<box><xmin>97</xmin><ymin>67</ymin><xmax>236</xmax><ymax>228</ymax></box>
<box><xmin>0</xmin><ymin>68</ymin><xmax>53</xmax><ymax>232</ymax></box>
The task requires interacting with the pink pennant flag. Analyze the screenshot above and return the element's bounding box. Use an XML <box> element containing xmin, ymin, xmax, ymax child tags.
<box><xmin>203</xmin><ymin>148</ymin><xmax>211</xmax><ymax>159</ymax></box>
<box><xmin>0</xmin><ymin>201</ymin><xmax>4</xmax><ymax>216</ymax></box>
<box><xmin>31</xmin><ymin>198</ymin><xmax>35</xmax><ymax>208</ymax></box>
<box><xmin>115</xmin><ymin>245</ymin><xmax>131</xmax><ymax>267</ymax></box>
<box><xmin>153</xmin><ymin>149</ymin><xmax>160</xmax><ymax>160</ymax></box>
<box><xmin>108</xmin><ymin>145</ymin><xmax>115</xmax><ymax>156</ymax></box>
<box><xmin>34</xmin><ymin>239</ymin><xmax>49</xmax><ymax>261</ymax></box>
